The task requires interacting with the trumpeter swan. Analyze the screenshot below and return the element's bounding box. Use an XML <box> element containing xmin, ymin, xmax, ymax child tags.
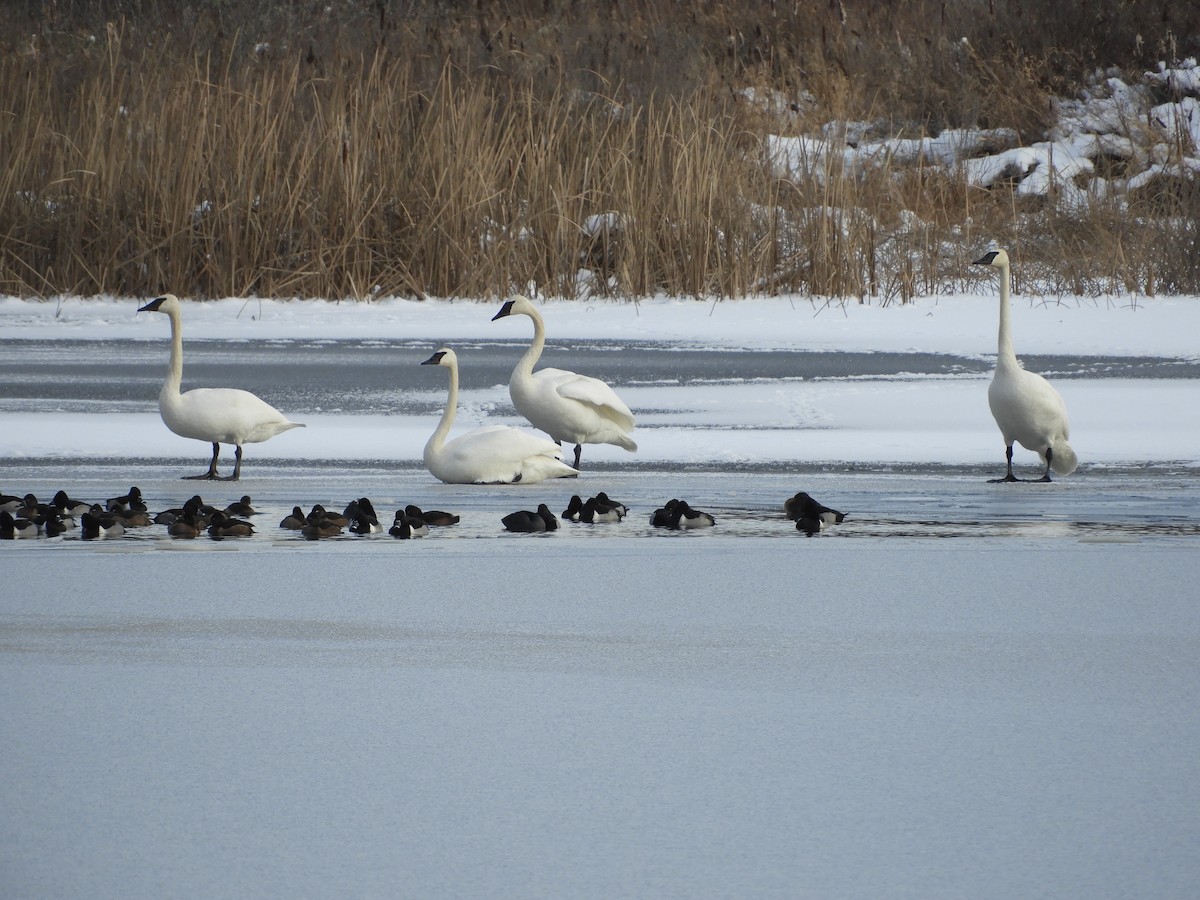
<box><xmin>491</xmin><ymin>295</ymin><xmax>636</xmax><ymax>469</ymax></box>
<box><xmin>137</xmin><ymin>294</ymin><xmax>304</xmax><ymax>480</ymax></box>
<box><xmin>420</xmin><ymin>347</ymin><xmax>579</xmax><ymax>484</ymax></box>
<box><xmin>973</xmin><ymin>250</ymin><xmax>1078</xmax><ymax>482</ymax></box>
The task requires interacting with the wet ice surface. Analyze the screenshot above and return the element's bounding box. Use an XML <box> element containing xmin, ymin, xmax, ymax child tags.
<box><xmin>3</xmin><ymin>460</ymin><xmax>1199</xmax><ymax>899</ymax></box>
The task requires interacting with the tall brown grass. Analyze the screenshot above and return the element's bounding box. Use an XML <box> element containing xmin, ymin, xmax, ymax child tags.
<box><xmin>1</xmin><ymin>3</ymin><xmax>1197</xmax><ymax>301</ymax></box>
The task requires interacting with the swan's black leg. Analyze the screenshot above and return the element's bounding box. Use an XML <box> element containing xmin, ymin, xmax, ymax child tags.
<box><xmin>1038</xmin><ymin>447</ymin><xmax>1053</xmax><ymax>482</ymax></box>
<box><xmin>989</xmin><ymin>444</ymin><xmax>1019</xmax><ymax>483</ymax></box>
<box><xmin>184</xmin><ymin>442</ymin><xmax>222</xmax><ymax>480</ymax></box>
<box><xmin>573</xmin><ymin>444</ymin><xmax>583</xmax><ymax>470</ymax></box>
<box><xmin>230</xmin><ymin>445</ymin><xmax>243</xmax><ymax>481</ymax></box>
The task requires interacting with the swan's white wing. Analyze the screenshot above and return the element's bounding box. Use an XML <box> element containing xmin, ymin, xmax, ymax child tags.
<box><xmin>169</xmin><ymin>387</ymin><xmax>299</xmax><ymax>444</ymax></box>
<box><xmin>432</xmin><ymin>425</ymin><xmax>577</xmax><ymax>484</ymax></box>
<box><xmin>537</xmin><ymin>367</ymin><xmax>635</xmax><ymax>429</ymax></box>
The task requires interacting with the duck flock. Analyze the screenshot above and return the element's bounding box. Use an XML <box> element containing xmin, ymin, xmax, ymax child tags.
<box><xmin>0</xmin><ymin>488</ymin><xmax>845</xmax><ymax>541</ymax></box>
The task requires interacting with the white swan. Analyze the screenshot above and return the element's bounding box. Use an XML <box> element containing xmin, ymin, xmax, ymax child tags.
<box><xmin>137</xmin><ymin>294</ymin><xmax>304</xmax><ymax>480</ymax></box>
<box><xmin>491</xmin><ymin>295</ymin><xmax>636</xmax><ymax>469</ymax></box>
<box><xmin>974</xmin><ymin>250</ymin><xmax>1078</xmax><ymax>482</ymax></box>
<box><xmin>420</xmin><ymin>347</ymin><xmax>579</xmax><ymax>484</ymax></box>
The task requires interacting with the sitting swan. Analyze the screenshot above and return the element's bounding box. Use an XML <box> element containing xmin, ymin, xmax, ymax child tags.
<box><xmin>137</xmin><ymin>294</ymin><xmax>304</xmax><ymax>480</ymax></box>
<box><xmin>420</xmin><ymin>348</ymin><xmax>579</xmax><ymax>484</ymax></box>
<box><xmin>973</xmin><ymin>250</ymin><xmax>1078</xmax><ymax>482</ymax></box>
<box><xmin>491</xmin><ymin>295</ymin><xmax>636</xmax><ymax>469</ymax></box>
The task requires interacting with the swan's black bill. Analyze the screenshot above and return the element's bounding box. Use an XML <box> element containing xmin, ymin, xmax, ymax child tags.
<box><xmin>421</xmin><ymin>351</ymin><xmax>446</xmax><ymax>366</ymax></box>
<box><xmin>137</xmin><ymin>297</ymin><xmax>167</xmax><ymax>313</ymax></box>
<box><xmin>973</xmin><ymin>251</ymin><xmax>1000</xmax><ymax>265</ymax></box>
<box><xmin>491</xmin><ymin>300</ymin><xmax>515</xmax><ymax>320</ymax></box>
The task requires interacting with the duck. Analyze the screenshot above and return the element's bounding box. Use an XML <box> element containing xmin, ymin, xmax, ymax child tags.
<box><xmin>561</xmin><ymin>495</ymin><xmax>585</xmax><ymax>522</ymax></box>
<box><xmin>167</xmin><ymin>512</ymin><xmax>203</xmax><ymax>539</ymax></box>
<box><xmin>592</xmin><ymin>492</ymin><xmax>628</xmax><ymax>518</ymax></box>
<box><xmin>502</xmin><ymin>504</ymin><xmax>559</xmax><ymax>533</ymax></box>
<box><xmin>388</xmin><ymin>510</ymin><xmax>427</xmax><ymax>539</ymax></box>
<box><xmin>113</xmin><ymin>508</ymin><xmax>153</xmax><ymax>527</ymax></box>
<box><xmin>137</xmin><ymin>293</ymin><xmax>305</xmax><ymax>480</ymax></box>
<box><xmin>279</xmin><ymin>506</ymin><xmax>307</xmax><ymax>529</ymax></box>
<box><xmin>973</xmin><ymin>249</ymin><xmax>1078</xmax><ymax>482</ymax></box>
<box><xmin>405</xmin><ymin>504</ymin><xmax>459</xmax><ymax>527</ymax></box>
<box><xmin>52</xmin><ymin>490</ymin><xmax>92</xmax><ymax>517</ymax></box>
<box><xmin>301</xmin><ymin>517</ymin><xmax>343</xmax><ymax>540</ymax></box>
<box><xmin>0</xmin><ymin>510</ymin><xmax>39</xmax><ymax>539</ymax></box>
<box><xmin>207</xmin><ymin>510</ymin><xmax>255</xmax><ymax>538</ymax></box>
<box><xmin>666</xmin><ymin>501</ymin><xmax>716</xmax><ymax>530</ymax></box>
<box><xmin>223</xmin><ymin>495</ymin><xmax>256</xmax><ymax>517</ymax></box>
<box><xmin>307</xmin><ymin>504</ymin><xmax>347</xmax><ymax>528</ymax></box>
<box><xmin>38</xmin><ymin>511</ymin><xmax>69</xmax><ymax>538</ymax></box>
<box><xmin>795</xmin><ymin>515</ymin><xmax>826</xmax><ymax>537</ymax></box>
<box><xmin>783</xmin><ymin>492</ymin><xmax>845</xmax><ymax>525</ymax></box>
<box><xmin>346</xmin><ymin>497</ymin><xmax>380</xmax><ymax>524</ymax></box>
<box><xmin>420</xmin><ymin>347</ymin><xmax>579</xmax><ymax>484</ymax></box>
<box><xmin>649</xmin><ymin>499</ymin><xmax>683</xmax><ymax>527</ymax></box>
<box><xmin>107</xmin><ymin>486</ymin><xmax>147</xmax><ymax>513</ymax></box>
<box><xmin>81</xmin><ymin>506</ymin><xmax>125</xmax><ymax>539</ymax></box>
<box><xmin>0</xmin><ymin>492</ymin><xmax>23</xmax><ymax>514</ymax></box>
<box><xmin>580</xmin><ymin>497</ymin><xmax>622</xmax><ymax>523</ymax></box>
<box><xmin>348</xmin><ymin>505</ymin><xmax>384</xmax><ymax>534</ymax></box>
<box><xmin>154</xmin><ymin>495</ymin><xmax>215</xmax><ymax>526</ymax></box>
<box><xmin>491</xmin><ymin>295</ymin><xmax>636</xmax><ymax>470</ymax></box>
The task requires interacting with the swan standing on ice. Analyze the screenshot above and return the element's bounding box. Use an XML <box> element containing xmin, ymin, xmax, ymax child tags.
<box><xmin>491</xmin><ymin>295</ymin><xmax>636</xmax><ymax>470</ymax></box>
<box><xmin>420</xmin><ymin>347</ymin><xmax>579</xmax><ymax>484</ymax></box>
<box><xmin>973</xmin><ymin>250</ymin><xmax>1078</xmax><ymax>482</ymax></box>
<box><xmin>137</xmin><ymin>294</ymin><xmax>304</xmax><ymax>480</ymax></box>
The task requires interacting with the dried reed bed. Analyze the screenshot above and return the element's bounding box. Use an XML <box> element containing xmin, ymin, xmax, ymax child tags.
<box><xmin>1</xmin><ymin>5</ymin><xmax>1198</xmax><ymax>301</ymax></box>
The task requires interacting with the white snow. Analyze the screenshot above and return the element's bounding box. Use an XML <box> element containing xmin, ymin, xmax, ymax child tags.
<box><xmin>3</xmin><ymin>291</ymin><xmax>1198</xmax><ymax>468</ymax></box>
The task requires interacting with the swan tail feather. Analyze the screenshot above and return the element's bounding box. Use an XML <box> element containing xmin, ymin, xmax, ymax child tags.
<box><xmin>1050</xmin><ymin>439</ymin><xmax>1077</xmax><ymax>476</ymax></box>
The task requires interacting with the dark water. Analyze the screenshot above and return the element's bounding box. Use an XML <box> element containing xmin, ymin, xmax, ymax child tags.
<box><xmin>3</xmin><ymin>337</ymin><xmax>1198</xmax><ymax>415</ymax></box>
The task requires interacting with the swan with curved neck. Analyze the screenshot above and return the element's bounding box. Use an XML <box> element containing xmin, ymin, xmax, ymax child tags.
<box><xmin>137</xmin><ymin>294</ymin><xmax>304</xmax><ymax>480</ymax></box>
<box><xmin>491</xmin><ymin>295</ymin><xmax>636</xmax><ymax>469</ymax></box>
<box><xmin>973</xmin><ymin>250</ymin><xmax>1077</xmax><ymax>482</ymax></box>
<box><xmin>420</xmin><ymin>347</ymin><xmax>579</xmax><ymax>484</ymax></box>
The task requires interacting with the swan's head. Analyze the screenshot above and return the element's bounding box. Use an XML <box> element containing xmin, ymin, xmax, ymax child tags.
<box><xmin>137</xmin><ymin>293</ymin><xmax>181</xmax><ymax>315</ymax></box>
<box><xmin>973</xmin><ymin>248</ymin><xmax>1009</xmax><ymax>269</ymax></box>
<box><xmin>491</xmin><ymin>295</ymin><xmax>535</xmax><ymax>321</ymax></box>
<box><xmin>421</xmin><ymin>347</ymin><xmax>457</xmax><ymax>368</ymax></box>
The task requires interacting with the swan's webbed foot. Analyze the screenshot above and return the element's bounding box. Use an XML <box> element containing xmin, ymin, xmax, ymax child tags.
<box><xmin>988</xmin><ymin>473</ymin><xmax>1020</xmax><ymax>483</ymax></box>
<box><xmin>1036</xmin><ymin>474</ymin><xmax>1052</xmax><ymax>483</ymax></box>
<box><xmin>183</xmin><ymin>471</ymin><xmax>221</xmax><ymax>480</ymax></box>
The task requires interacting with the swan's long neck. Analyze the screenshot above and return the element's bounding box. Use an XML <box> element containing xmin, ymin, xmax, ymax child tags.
<box><xmin>995</xmin><ymin>261</ymin><xmax>1019</xmax><ymax>369</ymax></box>
<box><xmin>162</xmin><ymin>306</ymin><xmax>185</xmax><ymax>401</ymax></box>
<box><xmin>514</xmin><ymin>307</ymin><xmax>546</xmax><ymax>378</ymax></box>
<box><xmin>427</xmin><ymin>361</ymin><xmax>459</xmax><ymax>454</ymax></box>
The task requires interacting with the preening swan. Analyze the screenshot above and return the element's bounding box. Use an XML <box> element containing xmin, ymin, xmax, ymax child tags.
<box><xmin>491</xmin><ymin>295</ymin><xmax>636</xmax><ymax>469</ymax></box>
<box><xmin>420</xmin><ymin>347</ymin><xmax>579</xmax><ymax>484</ymax></box>
<box><xmin>973</xmin><ymin>250</ymin><xmax>1078</xmax><ymax>482</ymax></box>
<box><xmin>137</xmin><ymin>294</ymin><xmax>304</xmax><ymax>480</ymax></box>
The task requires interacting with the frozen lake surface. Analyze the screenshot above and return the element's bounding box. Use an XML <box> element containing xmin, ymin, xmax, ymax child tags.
<box><xmin>3</xmin><ymin>461</ymin><xmax>1199</xmax><ymax>899</ymax></box>
<box><xmin>3</xmin><ymin>296</ymin><xmax>1200</xmax><ymax>897</ymax></box>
